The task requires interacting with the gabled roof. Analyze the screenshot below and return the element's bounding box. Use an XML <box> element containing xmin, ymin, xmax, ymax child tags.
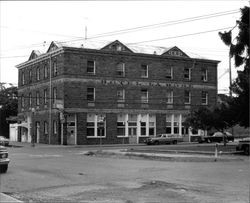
<box><xmin>100</xmin><ymin>40</ymin><xmax>134</xmax><ymax>53</ymax></box>
<box><xmin>28</xmin><ymin>50</ymin><xmax>43</xmax><ymax>61</ymax></box>
<box><xmin>161</xmin><ymin>46</ymin><xmax>189</xmax><ymax>57</ymax></box>
<box><xmin>47</xmin><ymin>41</ymin><xmax>61</xmax><ymax>53</ymax></box>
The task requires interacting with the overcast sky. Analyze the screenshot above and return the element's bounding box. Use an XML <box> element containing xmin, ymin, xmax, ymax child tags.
<box><xmin>0</xmin><ymin>1</ymin><xmax>248</xmax><ymax>94</ymax></box>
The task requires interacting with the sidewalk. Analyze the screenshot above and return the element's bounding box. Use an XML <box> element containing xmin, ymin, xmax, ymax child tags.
<box><xmin>0</xmin><ymin>193</ymin><xmax>22</xmax><ymax>202</ymax></box>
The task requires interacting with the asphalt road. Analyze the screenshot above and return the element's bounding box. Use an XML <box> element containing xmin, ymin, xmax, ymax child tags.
<box><xmin>0</xmin><ymin>143</ymin><xmax>249</xmax><ymax>203</ymax></box>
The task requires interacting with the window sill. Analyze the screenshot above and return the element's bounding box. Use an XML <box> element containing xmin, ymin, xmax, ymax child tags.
<box><xmin>87</xmin><ymin>136</ymin><xmax>106</xmax><ymax>138</ymax></box>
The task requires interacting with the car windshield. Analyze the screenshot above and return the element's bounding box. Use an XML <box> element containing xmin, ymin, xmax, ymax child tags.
<box><xmin>156</xmin><ymin>134</ymin><xmax>162</xmax><ymax>137</ymax></box>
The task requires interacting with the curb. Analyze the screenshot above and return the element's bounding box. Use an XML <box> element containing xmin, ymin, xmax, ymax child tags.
<box><xmin>85</xmin><ymin>149</ymin><xmax>244</xmax><ymax>162</ymax></box>
<box><xmin>0</xmin><ymin>193</ymin><xmax>23</xmax><ymax>202</ymax></box>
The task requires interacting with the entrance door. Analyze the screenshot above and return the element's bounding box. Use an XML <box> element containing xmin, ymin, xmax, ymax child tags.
<box><xmin>67</xmin><ymin>121</ymin><xmax>76</xmax><ymax>145</ymax></box>
<box><xmin>128</xmin><ymin>125</ymin><xmax>137</xmax><ymax>144</ymax></box>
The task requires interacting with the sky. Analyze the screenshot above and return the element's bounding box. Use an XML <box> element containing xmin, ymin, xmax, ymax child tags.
<box><xmin>0</xmin><ymin>1</ymin><xmax>248</xmax><ymax>94</ymax></box>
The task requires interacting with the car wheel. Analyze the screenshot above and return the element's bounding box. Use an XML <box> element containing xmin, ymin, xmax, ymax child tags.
<box><xmin>243</xmin><ymin>145</ymin><xmax>249</xmax><ymax>155</ymax></box>
<box><xmin>0</xmin><ymin>165</ymin><xmax>8</xmax><ymax>173</ymax></box>
<box><xmin>154</xmin><ymin>141</ymin><xmax>159</xmax><ymax>145</ymax></box>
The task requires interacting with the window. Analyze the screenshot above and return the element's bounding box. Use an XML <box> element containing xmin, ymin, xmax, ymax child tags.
<box><xmin>29</xmin><ymin>93</ymin><xmax>32</xmax><ymax>107</ymax></box>
<box><xmin>201</xmin><ymin>69</ymin><xmax>208</xmax><ymax>82</ymax></box>
<box><xmin>87</xmin><ymin>60</ymin><xmax>95</xmax><ymax>74</ymax></box>
<box><xmin>166</xmin><ymin>114</ymin><xmax>172</xmax><ymax>134</ymax></box>
<box><xmin>184</xmin><ymin>68</ymin><xmax>191</xmax><ymax>80</ymax></box>
<box><xmin>44</xmin><ymin>121</ymin><xmax>48</xmax><ymax>134</ymax></box>
<box><xmin>44</xmin><ymin>64</ymin><xmax>49</xmax><ymax>79</ymax></box>
<box><xmin>166</xmin><ymin>90</ymin><xmax>173</xmax><ymax>104</ymax></box>
<box><xmin>36</xmin><ymin>92</ymin><xmax>40</xmax><ymax>106</ymax></box>
<box><xmin>141</xmin><ymin>122</ymin><xmax>146</xmax><ymax>136</ymax></box>
<box><xmin>149</xmin><ymin>121</ymin><xmax>155</xmax><ymax>136</ymax></box>
<box><xmin>184</xmin><ymin>90</ymin><xmax>191</xmax><ymax>104</ymax></box>
<box><xmin>36</xmin><ymin>67</ymin><xmax>40</xmax><ymax>81</ymax></box>
<box><xmin>116</xmin><ymin>63</ymin><xmax>125</xmax><ymax>77</ymax></box>
<box><xmin>44</xmin><ymin>89</ymin><xmax>48</xmax><ymax>105</ymax></box>
<box><xmin>53</xmin><ymin>61</ymin><xmax>57</xmax><ymax>77</ymax></box>
<box><xmin>166</xmin><ymin>67</ymin><xmax>173</xmax><ymax>79</ymax></box>
<box><xmin>174</xmin><ymin>115</ymin><xmax>179</xmax><ymax>134</ymax></box>
<box><xmin>117</xmin><ymin>89</ymin><xmax>125</xmax><ymax>103</ymax></box>
<box><xmin>21</xmin><ymin>71</ymin><xmax>25</xmax><ymax>85</ymax></box>
<box><xmin>117</xmin><ymin>114</ymin><xmax>126</xmax><ymax>136</ymax></box>
<box><xmin>87</xmin><ymin>114</ymin><xmax>106</xmax><ymax>137</ymax></box>
<box><xmin>141</xmin><ymin>64</ymin><xmax>148</xmax><ymax>78</ymax></box>
<box><xmin>201</xmin><ymin>91</ymin><xmax>208</xmax><ymax>105</ymax></box>
<box><xmin>53</xmin><ymin>120</ymin><xmax>57</xmax><ymax>134</ymax></box>
<box><xmin>28</xmin><ymin>69</ymin><xmax>32</xmax><ymax>83</ymax></box>
<box><xmin>87</xmin><ymin>87</ymin><xmax>95</xmax><ymax>102</ymax></box>
<box><xmin>141</xmin><ymin>89</ymin><xmax>148</xmax><ymax>103</ymax></box>
<box><xmin>52</xmin><ymin>87</ymin><xmax>57</xmax><ymax>104</ymax></box>
<box><xmin>21</xmin><ymin>95</ymin><xmax>24</xmax><ymax>108</ymax></box>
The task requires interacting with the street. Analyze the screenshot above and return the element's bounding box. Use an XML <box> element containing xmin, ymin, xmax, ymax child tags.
<box><xmin>0</xmin><ymin>143</ymin><xmax>249</xmax><ymax>203</ymax></box>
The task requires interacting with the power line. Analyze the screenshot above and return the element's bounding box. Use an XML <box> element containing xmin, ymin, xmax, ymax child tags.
<box><xmin>1</xmin><ymin>9</ymin><xmax>239</xmax><ymax>53</ymax></box>
<box><xmin>129</xmin><ymin>26</ymin><xmax>234</xmax><ymax>44</ymax></box>
<box><xmin>58</xmin><ymin>9</ymin><xmax>239</xmax><ymax>44</ymax></box>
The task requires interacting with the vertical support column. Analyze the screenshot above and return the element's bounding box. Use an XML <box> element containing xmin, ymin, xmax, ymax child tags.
<box><xmin>137</xmin><ymin>114</ymin><xmax>141</xmax><ymax>143</ymax></box>
<box><xmin>94</xmin><ymin>114</ymin><xmax>98</xmax><ymax>137</ymax></box>
<box><xmin>179</xmin><ymin>114</ymin><xmax>182</xmax><ymax>136</ymax></box>
<box><xmin>125</xmin><ymin>114</ymin><xmax>128</xmax><ymax>137</ymax></box>
<box><xmin>171</xmin><ymin>114</ymin><xmax>174</xmax><ymax>134</ymax></box>
<box><xmin>146</xmin><ymin>114</ymin><xmax>149</xmax><ymax>137</ymax></box>
<box><xmin>74</xmin><ymin>114</ymin><xmax>77</xmax><ymax>145</ymax></box>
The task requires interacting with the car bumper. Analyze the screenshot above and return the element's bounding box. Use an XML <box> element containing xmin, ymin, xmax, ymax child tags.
<box><xmin>0</xmin><ymin>158</ymin><xmax>10</xmax><ymax>165</ymax></box>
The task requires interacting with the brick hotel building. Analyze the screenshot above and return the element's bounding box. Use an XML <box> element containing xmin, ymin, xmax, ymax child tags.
<box><xmin>16</xmin><ymin>40</ymin><xmax>219</xmax><ymax>145</ymax></box>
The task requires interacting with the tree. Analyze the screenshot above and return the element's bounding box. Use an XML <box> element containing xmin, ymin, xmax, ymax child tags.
<box><xmin>218</xmin><ymin>6</ymin><xmax>249</xmax><ymax>128</ymax></box>
<box><xmin>184</xmin><ymin>107</ymin><xmax>214</xmax><ymax>133</ymax></box>
<box><xmin>0</xmin><ymin>85</ymin><xmax>18</xmax><ymax>137</ymax></box>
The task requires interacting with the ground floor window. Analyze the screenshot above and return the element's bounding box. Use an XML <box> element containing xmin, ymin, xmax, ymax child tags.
<box><xmin>87</xmin><ymin>114</ymin><xmax>106</xmax><ymax>137</ymax></box>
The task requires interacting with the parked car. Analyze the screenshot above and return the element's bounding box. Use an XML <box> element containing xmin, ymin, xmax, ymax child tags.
<box><xmin>144</xmin><ymin>134</ymin><xmax>183</xmax><ymax>145</ymax></box>
<box><xmin>236</xmin><ymin>137</ymin><xmax>250</xmax><ymax>155</ymax></box>
<box><xmin>0</xmin><ymin>146</ymin><xmax>10</xmax><ymax>173</ymax></box>
<box><xmin>200</xmin><ymin>132</ymin><xmax>234</xmax><ymax>143</ymax></box>
<box><xmin>0</xmin><ymin>136</ymin><xmax>9</xmax><ymax>146</ymax></box>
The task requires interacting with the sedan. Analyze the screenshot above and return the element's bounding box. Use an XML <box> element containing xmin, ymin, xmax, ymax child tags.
<box><xmin>0</xmin><ymin>136</ymin><xmax>10</xmax><ymax>146</ymax></box>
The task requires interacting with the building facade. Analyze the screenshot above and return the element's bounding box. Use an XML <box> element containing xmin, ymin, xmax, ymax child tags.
<box><xmin>16</xmin><ymin>40</ymin><xmax>219</xmax><ymax>144</ymax></box>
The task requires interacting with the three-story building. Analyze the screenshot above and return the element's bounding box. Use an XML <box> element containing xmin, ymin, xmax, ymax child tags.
<box><xmin>16</xmin><ymin>40</ymin><xmax>219</xmax><ymax>144</ymax></box>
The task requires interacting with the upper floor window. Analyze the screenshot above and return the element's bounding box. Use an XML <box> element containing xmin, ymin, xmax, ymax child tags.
<box><xmin>21</xmin><ymin>71</ymin><xmax>25</xmax><ymax>85</ymax></box>
<box><xmin>36</xmin><ymin>91</ymin><xmax>40</xmax><ymax>106</ymax></box>
<box><xmin>201</xmin><ymin>91</ymin><xmax>208</xmax><ymax>105</ymax></box>
<box><xmin>44</xmin><ymin>89</ymin><xmax>48</xmax><ymax>105</ymax></box>
<box><xmin>21</xmin><ymin>95</ymin><xmax>25</xmax><ymax>108</ymax></box>
<box><xmin>52</xmin><ymin>87</ymin><xmax>57</xmax><ymax>104</ymax></box>
<box><xmin>28</xmin><ymin>69</ymin><xmax>32</xmax><ymax>83</ymax></box>
<box><xmin>87</xmin><ymin>60</ymin><xmax>95</xmax><ymax>74</ymax></box>
<box><xmin>117</xmin><ymin>89</ymin><xmax>125</xmax><ymax>103</ymax></box>
<box><xmin>201</xmin><ymin>68</ymin><xmax>208</xmax><ymax>82</ymax></box>
<box><xmin>141</xmin><ymin>64</ymin><xmax>148</xmax><ymax>78</ymax></box>
<box><xmin>53</xmin><ymin>61</ymin><xmax>58</xmax><ymax>77</ymax></box>
<box><xmin>141</xmin><ymin>89</ymin><xmax>148</xmax><ymax>103</ymax></box>
<box><xmin>29</xmin><ymin>93</ymin><xmax>32</xmax><ymax>107</ymax></box>
<box><xmin>184</xmin><ymin>90</ymin><xmax>191</xmax><ymax>104</ymax></box>
<box><xmin>184</xmin><ymin>68</ymin><xmax>191</xmax><ymax>80</ymax></box>
<box><xmin>116</xmin><ymin>63</ymin><xmax>125</xmax><ymax>77</ymax></box>
<box><xmin>36</xmin><ymin>67</ymin><xmax>40</xmax><ymax>81</ymax></box>
<box><xmin>166</xmin><ymin>90</ymin><xmax>173</xmax><ymax>104</ymax></box>
<box><xmin>166</xmin><ymin>67</ymin><xmax>173</xmax><ymax>79</ymax></box>
<box><xmin>44</xmin><ymin>64</ymin><xmax>49</xmax><ymax>79</ymax></box>
<box><xmin>87</xmin><ymin>87</ymin><xmax>95</xmax><ymax>102</ymax></box>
